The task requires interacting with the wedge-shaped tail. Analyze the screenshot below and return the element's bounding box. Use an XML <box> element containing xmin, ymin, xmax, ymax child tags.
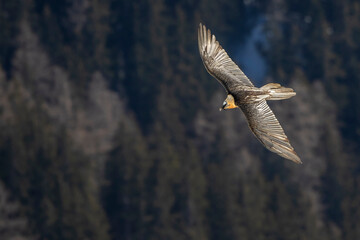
<box><xmin>261</xmin><ymin>83</ymin><xmax>296</xmax><ymax>101</ymax></box>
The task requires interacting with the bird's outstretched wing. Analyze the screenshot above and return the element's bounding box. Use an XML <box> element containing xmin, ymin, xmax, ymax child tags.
<box><xmin>198</xmin><ymin>23</ymin><xmax>254</xmax><ymax>92</ymax></box>
<box><xmin>240</xmin><ymin>100</ymin><xmax>301</xmax><ymax>164</ymax></box>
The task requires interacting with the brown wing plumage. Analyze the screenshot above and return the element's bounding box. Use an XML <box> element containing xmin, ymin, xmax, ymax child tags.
<box><xmin>240</xmin><ymin>101</ymin><xmax>301</xmax><ymax>164</ymax></box>
<box><xmin>198</xmin><ymin>23</ymin><xmax>300</xmax><ymax>163</ymax></box>
<box><xmin>198</xmin><ymin>23</ymin><xmax>254</xmax><ymax>92</ymax></box>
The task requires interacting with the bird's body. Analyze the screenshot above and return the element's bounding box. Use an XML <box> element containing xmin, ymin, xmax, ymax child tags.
<box><xmin>198</xmin><ymin>23</ymin><xmax>301</xmax><ymax>164</ymax></box>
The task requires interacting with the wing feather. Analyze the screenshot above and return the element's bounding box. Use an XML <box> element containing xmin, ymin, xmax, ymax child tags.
<box><xmin>240</xmin><ymin>101</ymin><xmax>301</xmax><ymax>164</ymax></box>
<box><xmin>198</xmin><ymin>23</ymin><xmax>254</xmax><ymax>91</ymax></box>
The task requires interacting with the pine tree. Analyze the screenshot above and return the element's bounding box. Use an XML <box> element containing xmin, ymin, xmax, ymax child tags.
<box><xmin>0</xmin><ymin>81</ymin><xmax>110</xmax><ymax>240</ymax></box>
<box><xmin>0</xmin><ymin>181</ymin><xmax>32</xmax><ymax>240</ymax></box>
<box><xmin>146</xmin><ymin>121</ymin><xmax>208</xmax><ymax>240</ymax></box>
<box><xmin>103</xmin><ymin>120</ymin><xmax>152</xmax><ymax>240</ymax></box>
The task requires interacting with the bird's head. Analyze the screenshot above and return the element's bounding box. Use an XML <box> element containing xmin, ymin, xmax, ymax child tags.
<box><xmin>219</xmin><ymin>94</ymin><xmax>237</xmax><ymax>111</ymax></box>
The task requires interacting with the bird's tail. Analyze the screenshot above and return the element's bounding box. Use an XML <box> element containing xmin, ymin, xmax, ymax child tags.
<box><xmin>261</xmin><ymin>83</ymin><xmax>296</xmax><ymax>101</ymax></box>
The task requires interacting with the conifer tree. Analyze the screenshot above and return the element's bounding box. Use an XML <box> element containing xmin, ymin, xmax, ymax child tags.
<box><xmin>0</xmin><ymin>82</ymin><xmax>110</xmax><ymax>240</ymax></box>
<box><xmin>0</xmin><ymin>181</ymin><xmax>32</xmax><ymax>240</ymax></box>
<box><xmin>103</xmin><ymin>121</ymin><xmax>152</xmax><ymax>240</ymax></box>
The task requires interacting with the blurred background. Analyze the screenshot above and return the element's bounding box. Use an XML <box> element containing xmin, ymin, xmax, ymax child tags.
<box><xmin>0</xmin><ymin>0</ymin><xmax>359</xmax><ymax>239</ymax></box>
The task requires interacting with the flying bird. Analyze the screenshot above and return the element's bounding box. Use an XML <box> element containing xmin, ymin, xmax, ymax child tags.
<box><xmin>198</xmin><ymin>23</ymin><xmax>301</xmax><ymax>164</ymax></box>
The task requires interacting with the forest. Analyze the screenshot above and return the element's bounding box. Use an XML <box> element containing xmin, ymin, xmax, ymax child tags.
<box><xmin>0</xmin><ymin>0</ymin><xmax>360</xmax><ymax>239</ymax></box>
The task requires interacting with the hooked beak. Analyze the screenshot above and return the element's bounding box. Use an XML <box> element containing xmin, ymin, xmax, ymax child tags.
<box><xmin>219</xmin><ymin>101</ymin><xmax>227</xmax><ymax>111</ymax></box>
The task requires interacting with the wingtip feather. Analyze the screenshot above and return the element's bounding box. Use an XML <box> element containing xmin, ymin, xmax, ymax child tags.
<box><xmin>274</xmin><ymin>142</ymin><xmax>302</xmax><ymax>164</ymax></box>
<box><xmin>285</xmin><ymin>151</ymin><xmax>302</xmax><ymax>164</ymax></box>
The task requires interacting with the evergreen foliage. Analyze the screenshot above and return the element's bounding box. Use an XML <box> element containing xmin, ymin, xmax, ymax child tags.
<box><xmin>0</xmin><ymin>0</ymin><xmax>359</xmax><ymax>239</ymax></box>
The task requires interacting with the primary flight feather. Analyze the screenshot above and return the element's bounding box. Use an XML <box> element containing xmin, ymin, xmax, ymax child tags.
<box><xmin>198</xmin><ymin>23</ymin><xmax>301</xmax><ymax>164</ymax></box>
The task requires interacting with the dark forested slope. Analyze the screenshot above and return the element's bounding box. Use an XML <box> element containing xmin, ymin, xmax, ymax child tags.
<box><xmin>0</xmin><ymin>0</ymin><xmax>359</xmax><ymax>239</ymax></box>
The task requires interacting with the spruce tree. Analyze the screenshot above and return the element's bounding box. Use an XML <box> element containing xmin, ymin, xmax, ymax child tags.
<box><xmin>0</xmin><ymin>82</ymin><xmax>110</xmax><ymax>240</ymax></box>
